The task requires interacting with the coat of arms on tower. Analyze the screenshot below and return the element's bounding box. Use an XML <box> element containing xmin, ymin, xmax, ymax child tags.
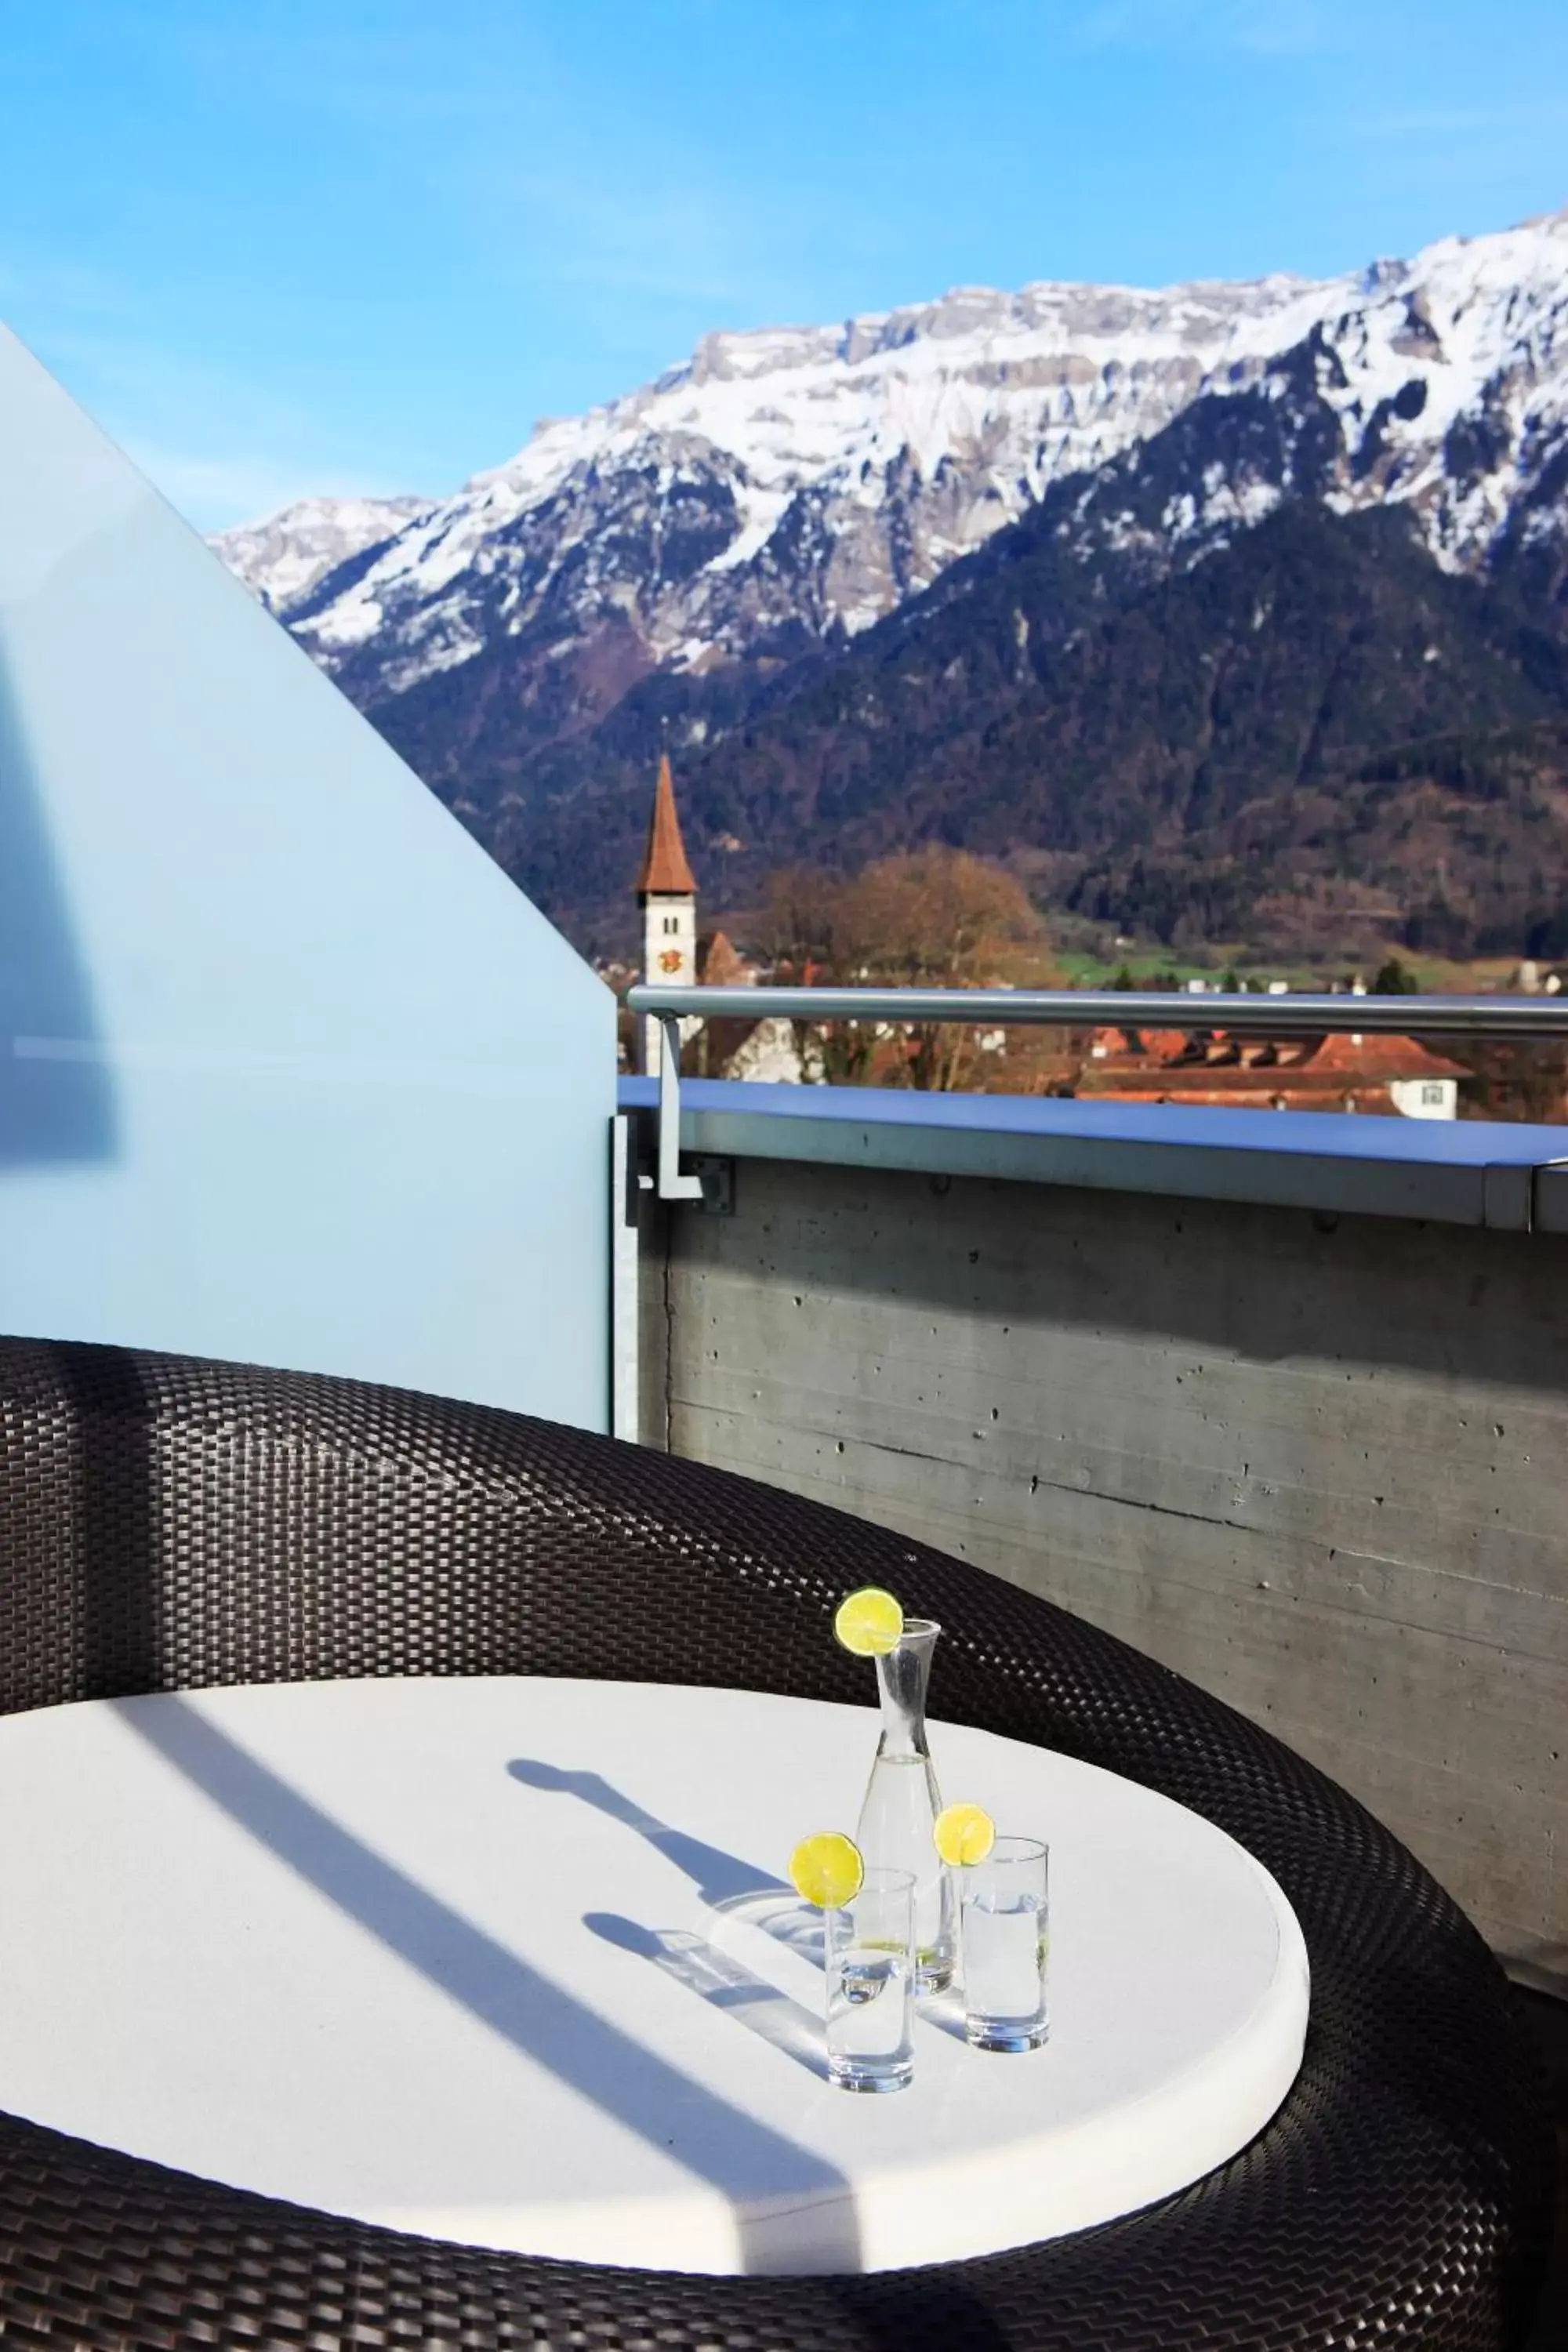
<box><xmin>658</xmin><ymin>948</ymin><xmax>684</xmax><ymax>974</ymax></box>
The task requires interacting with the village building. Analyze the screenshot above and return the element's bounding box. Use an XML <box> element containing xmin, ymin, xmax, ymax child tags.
<box><xmin>1078</xmin><ymin>1025</ymin><xmax>1468</xmax><ymax>1117</ymax></box>
<box><xmin>630</xmin><ymin>760</ymin><xmax>1471</xmax><ymax>1116</ymax></box>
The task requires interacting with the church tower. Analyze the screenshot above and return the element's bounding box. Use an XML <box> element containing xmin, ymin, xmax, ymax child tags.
<box><xmin>634</xmin><ymin>750</ymin><xmax>699</xmax><ymax>1076</ymax></box>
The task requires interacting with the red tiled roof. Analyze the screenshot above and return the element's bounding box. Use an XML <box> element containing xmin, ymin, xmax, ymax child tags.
<box><xmin>1078</xmin><ymin>1018</ymin><xmax>1468</xmax><ymax>1112</ymax></box>
<box><xmin>634</xmin><ymin>753</ymin><xmax>697</xmax><ymax>897</ymax></box>
<box><xmin>1091</xmin><ymin>1025</ymin><xmax>1195</xmax><ymax>1064</ymax></box>
<box><xmin>1301</xmin><ymin>1030</ymin><xmax>1468</xmax><ymax>1080</ymax></box>
<box><xmin>1090</xmin><ymin>1022</ymin><xmax>1467</xmax><ymax>1084</ymax></box>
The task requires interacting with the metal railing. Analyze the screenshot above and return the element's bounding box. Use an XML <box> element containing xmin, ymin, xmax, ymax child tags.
<box><xmin>626</xmin><ymin>983</ymin><xmax>1568</xmax><ymax>1199</ymax></box>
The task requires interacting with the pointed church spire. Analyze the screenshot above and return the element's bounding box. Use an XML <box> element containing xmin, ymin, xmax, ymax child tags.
<box><xmin>634</xmin><ymin>752</ymin><xmax>698</xmax><ymax>898</ymax></box>
<box><xmin>634</xmin><ymin>750</ymin><xmax>698</xmax><ymax>1078</ymax></box>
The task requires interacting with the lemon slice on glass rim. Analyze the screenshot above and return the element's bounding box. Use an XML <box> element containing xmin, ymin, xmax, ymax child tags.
<box><xmin>788</xmin><ymin>1831</ymin><xmax>865</xmax><ymax>1909</ymax></box>
<box><xmin>933</xmin><ymin>1802</ymin><xmax>996</xmax><ymax>1867</ymax></box>
<box><xmin>833</xmin><ymin>1586</ymin><xmax>905</xmax><ymax>1657</ymax></box>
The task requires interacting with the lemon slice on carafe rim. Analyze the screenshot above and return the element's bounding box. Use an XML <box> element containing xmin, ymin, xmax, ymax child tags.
<box><xmin>933</xmin><ymin>1802</ymin><xmax>996</xmax><ymax>1867</ymax></box>
<box><xmin>833</xmin><ymin>1585</ymin><xmax>904</xmax><ymax>1657</ymax></box>
<box><xmin>788</xmin><ymin>1831</ymin><xmax>866</xmax><ymax>1909</ymax></box>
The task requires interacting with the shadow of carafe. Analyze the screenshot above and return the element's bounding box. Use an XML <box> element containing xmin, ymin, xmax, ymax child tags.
<box><xmin>508</xmin><ymin>1757</ymin><xmax>826</xmax><ymax>1969</ymax></box>
<box><xmin>585</xmin><ymin>1912</ymin><xmax>829</xmax><ymax>2079</ymax></box>
<box><xmin>507</xmin><ymin>1759</ymin><xmax>781</xmax><ymax>1904</ymax></box>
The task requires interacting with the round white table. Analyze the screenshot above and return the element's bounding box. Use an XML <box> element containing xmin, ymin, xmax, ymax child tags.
<box><xmin>0</xmin><ymin>1675</ymin><xmax>1308</xmax><ymax>2275</ymax></box>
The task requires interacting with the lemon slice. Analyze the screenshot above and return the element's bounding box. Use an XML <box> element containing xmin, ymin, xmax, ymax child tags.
<box><xmin>934</xmin><ymin>1802</ymin><xmax>996</xmax><ymax>1867</ymax></box>
<box><xmin>833</xmin><ymin>1586</ymin><xmax>904</xmax><ymax>1657</ymax></box>
<box><xmin>788</xmin><ymin>1831</ymin><xmax>865</xmax><ymax>1909</ymax></box>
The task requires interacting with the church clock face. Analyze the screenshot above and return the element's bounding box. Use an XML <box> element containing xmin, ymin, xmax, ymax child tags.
<box><xmin>658</xmin><ymin>948</ymin><xmax>684</xmax><ymax>975</ymax></box>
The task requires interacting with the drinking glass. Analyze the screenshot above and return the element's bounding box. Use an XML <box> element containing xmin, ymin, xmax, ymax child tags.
<box><xmin>959</xmin><ymin>1835</ymin><xmax>1049</xmax><ymax>2052</ymax></box>
<box><xmin>823</xmin><ymin>1866</ymin><xmax>916</xmax><ymax>2092</ymax></box>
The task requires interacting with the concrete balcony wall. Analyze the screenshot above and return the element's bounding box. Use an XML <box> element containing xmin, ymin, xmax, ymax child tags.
<box><xmin>628</xmin><ymin>1082</ymin><xmax>1568</xmax><ymax>1993</ymax></box>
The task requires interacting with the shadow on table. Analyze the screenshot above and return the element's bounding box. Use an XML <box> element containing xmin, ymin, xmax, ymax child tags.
<box><xmin>506</xmin><ymin>1759</ymin><xmax>826</xmax><ymax>1967</ymax></box>
<box><xmin>710</xmin><ymin>1885</ymin><xmax>827</xmax><ymax>1969</ymax></box>
<box><xmin>506</xmin><ymin>1759</ymin><xmax>781</xmax><ymax>1904</ymax></box>
<box><xmin>586</xmin><ymin>1914</ymin><xmax>829</xmax><ymax>2080</ymax></box>
<box><xmin>120</xmin><ymin>1697</ymin><xmax>863</xmax><ymax>2273</ymax></box>
<box><xmin>915</xmin><ymin>1988</ymin><xmax>970</xmax><ymax>2045</ymax></box>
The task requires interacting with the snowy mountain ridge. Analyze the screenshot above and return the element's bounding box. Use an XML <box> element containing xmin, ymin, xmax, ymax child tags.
<box><xmin>215</xmin><ymin>494</ymin><xmax>426</xmax><ymax>619</ymax></box>
<box><xmin>213</xmin><ymin>208</ymin><xmax>1568</xmax><ymax>714</ymax></box>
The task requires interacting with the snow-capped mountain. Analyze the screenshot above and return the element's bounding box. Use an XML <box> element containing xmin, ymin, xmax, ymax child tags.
<box><xmin>216</xmin><ymin>493</ymin><xmax>426</xmax><ymax>615</ymax></box>
<box><xmin>214</xmin><ymin>209</ymin><xmax>1568</xmax><ymax>713</ymax></box>
<box><xmin>205</xmin><ymin>208</ymin><xmax>1568</xmax><ymax>956</ymax></box>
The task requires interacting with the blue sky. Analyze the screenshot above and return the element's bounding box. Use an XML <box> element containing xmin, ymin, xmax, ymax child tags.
<box><xmin>3</xmin><ymin>0</ymin><xmax>1565</xmax><ymax>531</ymax></box>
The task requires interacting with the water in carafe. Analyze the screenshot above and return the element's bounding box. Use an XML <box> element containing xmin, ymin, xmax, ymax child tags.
<box><xmin>855</xmin><ymin>1619</ymin><xmax>955</xmax><ymax>1993</ymax></box>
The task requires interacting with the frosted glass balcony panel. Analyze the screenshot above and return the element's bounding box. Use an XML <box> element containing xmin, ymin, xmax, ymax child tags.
<box><xmin>0</xmin><ymin>325</ymin><xmax>612</xmax><ymax>1426</ymax></box>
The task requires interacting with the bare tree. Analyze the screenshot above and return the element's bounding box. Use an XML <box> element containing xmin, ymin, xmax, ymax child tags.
<box><xmin>751</xmin><ymin>866</ymin><xmax>874</xmax><ymax>1080</ymax></box>
<box><xmin>759</xmin><ymin>848</ymin><xmax>1048</xmax><ymax>1090</ymax></box>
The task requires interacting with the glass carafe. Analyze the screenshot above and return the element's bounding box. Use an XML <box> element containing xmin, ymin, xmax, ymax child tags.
<box><xmin>855</xmin><ymin>1617</ymin><xmax>955</xmax><ymax>1994</ymax></box>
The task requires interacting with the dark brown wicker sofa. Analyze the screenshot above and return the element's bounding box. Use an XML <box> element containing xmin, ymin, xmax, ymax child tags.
<box><xmin>0</xmin><ymin>1334</ymin><xmax>1552</xmax><ymax>2351</ymax></box>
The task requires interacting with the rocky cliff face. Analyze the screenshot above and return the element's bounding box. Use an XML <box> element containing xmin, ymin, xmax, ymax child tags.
<box><xmin>215</xmin><ymin>494</ymin><xmax>426</xmax><ymax>616</ymax></box>
<box><xmin>212</xmin><ymin>210</ymin><xmax>1568</xmax><ymax>951</ymax></box>
<box><xmin>218</xmin><ymin>213</ymin><xmax>1568</xmax><ymax>681</ymax></box>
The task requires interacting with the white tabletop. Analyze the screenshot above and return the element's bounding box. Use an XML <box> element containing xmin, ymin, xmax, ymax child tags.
<box><xmin>0</xmin><ymin>1675</ymin><xmax>1308</xmax><ymax>2275</ymax></box>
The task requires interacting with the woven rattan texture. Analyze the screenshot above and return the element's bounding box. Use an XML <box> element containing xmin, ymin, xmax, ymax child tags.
<box><xmin>0</xmin><ymin>1336</ymin><xmax>1551</xmax><ymax>2351</ymax></box>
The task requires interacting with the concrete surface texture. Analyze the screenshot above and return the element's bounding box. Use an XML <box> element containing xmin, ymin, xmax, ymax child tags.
<box><xmin>643</xmin><ymin>1159</ymin><xmax>1568</xmax><ymax>1993</ymax></box>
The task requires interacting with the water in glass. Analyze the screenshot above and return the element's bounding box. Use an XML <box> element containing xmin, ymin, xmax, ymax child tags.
<box><xmin>960</xmin><ymin>1835</ymin><xmax>1049</xmax><ymax>2053</ymax></box>
<box><xmin>824</xmin><ymin>1867</ymin><xmax>915</xmax><ymax>2092</ymax></box>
